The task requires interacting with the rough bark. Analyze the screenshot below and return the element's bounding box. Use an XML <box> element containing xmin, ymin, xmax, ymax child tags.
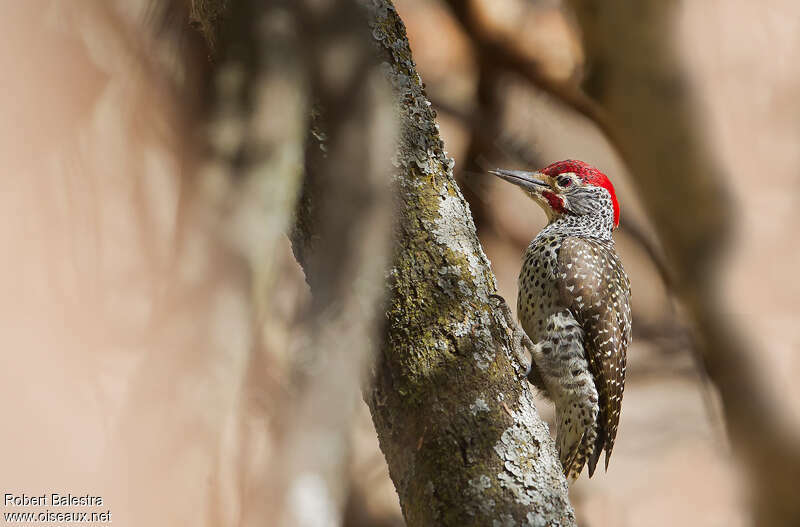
<box><xmin>291</xmin><ymin>2</ymin><xmax>576</xmax><ymax>525</ymax></box>
<box><xmin>567</xmin><ymin>2</ymin><xmax>800</xmax><ymax>525</ymax></box>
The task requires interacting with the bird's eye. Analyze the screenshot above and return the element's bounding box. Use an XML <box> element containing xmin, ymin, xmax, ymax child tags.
<box><xmin>557</xmin><ymin>175</ymin><xmax>572</xmax><ymax>188</ymax></box>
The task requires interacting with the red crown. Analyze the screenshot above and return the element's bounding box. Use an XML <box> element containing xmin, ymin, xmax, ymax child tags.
<box><xmin>541</xmin><ymin>160</ymin><xmax>620</xmax><ymax>228</ymax></box>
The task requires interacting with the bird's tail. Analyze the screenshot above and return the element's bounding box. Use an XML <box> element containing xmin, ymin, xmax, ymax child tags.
<box><xmin>556</xmin><ymin>403</ymin><xmax>598</xmax><ymax>482</ymax></box>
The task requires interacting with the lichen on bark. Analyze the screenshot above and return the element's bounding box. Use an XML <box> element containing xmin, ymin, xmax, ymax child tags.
<box><xmin>358</xmin><ymin>1</ymin><xmax>576</xmax><ymax>525</ymax></box>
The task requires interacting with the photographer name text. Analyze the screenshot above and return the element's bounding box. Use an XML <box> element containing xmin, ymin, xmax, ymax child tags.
<box><xmin>4</xmin><ymin>493</ymin><xmax>103</xmax><ymax>507</ymax></box>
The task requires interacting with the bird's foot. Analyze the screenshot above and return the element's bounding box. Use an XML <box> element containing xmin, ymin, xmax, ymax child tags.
<box><xmin>489</xmin><ymin>294</ymin><xmax>534</xmax><ymax>379</ymax></box>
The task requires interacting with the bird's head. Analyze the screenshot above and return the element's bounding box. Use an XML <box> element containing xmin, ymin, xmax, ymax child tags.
<box><xmin>490</xmin><ymin>159</ymin><xmax>620</xmax><ymax>230</ymax></box>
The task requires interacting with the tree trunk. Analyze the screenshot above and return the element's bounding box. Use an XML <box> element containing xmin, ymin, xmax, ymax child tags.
<box><xmin>293</xmin><ymin>2</ymin><xmax>576</xmax><ymax>525</ymax></box>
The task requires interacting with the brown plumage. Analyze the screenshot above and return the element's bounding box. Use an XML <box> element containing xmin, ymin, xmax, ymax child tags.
<box><xmin>490</xmin><ymin>159</ymin><xmax>631</xmax><ymax>481</ymax></box>
<box><xmin>557</xmin><ymin>237</ymin><xmax>631</xmax><ymax>475</ymax></box>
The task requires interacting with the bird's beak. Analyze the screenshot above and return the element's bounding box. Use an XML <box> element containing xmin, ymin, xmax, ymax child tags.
<box><xmin>489</xmin><ymin>169</ymin><xmax>550</xmax><ymax>193</ymax></box>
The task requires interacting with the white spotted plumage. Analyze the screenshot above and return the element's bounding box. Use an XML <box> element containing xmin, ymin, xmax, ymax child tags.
<box><xmin>492</xmin><ymin>160</ymin><xmax>631</xmax><ymax>481</ymax></box>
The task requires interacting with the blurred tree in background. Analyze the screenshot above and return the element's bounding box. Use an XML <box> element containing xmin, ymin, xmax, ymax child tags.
<box><xmin>1</xmin><ymin>1</ymin><xmax>799</xmax><ymax>526</ymax></box>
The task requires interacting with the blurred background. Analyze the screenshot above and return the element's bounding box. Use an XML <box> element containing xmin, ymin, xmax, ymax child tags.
<box><xmin>0</xmin><ymin>1</ymin><xmax>798</xmax><ymax>526</ymax></box>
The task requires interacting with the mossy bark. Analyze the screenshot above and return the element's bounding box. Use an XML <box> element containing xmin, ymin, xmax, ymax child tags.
<box><xmin>349</xmin><ymin>2</ymin><xmax>575</xmax><ymax>525</ymax></box>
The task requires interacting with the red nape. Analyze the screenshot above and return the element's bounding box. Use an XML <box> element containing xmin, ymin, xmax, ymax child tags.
<box><xmin>541</xmin><ymin>159</ymin><xmax>620</xmax><ymax>228</ymax></box>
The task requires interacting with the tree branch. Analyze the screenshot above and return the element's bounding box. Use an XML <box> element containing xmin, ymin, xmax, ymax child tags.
<box><xmin>442</xmin><ymin>0</ymin><xmax>622</xmax><ymax>162</ymax></box>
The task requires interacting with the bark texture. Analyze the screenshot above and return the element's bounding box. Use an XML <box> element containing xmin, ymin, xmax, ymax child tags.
<box><xmin>351</xmin><ymin>3</ymin><xmax>575</xmax><ymax>525</ymax></box>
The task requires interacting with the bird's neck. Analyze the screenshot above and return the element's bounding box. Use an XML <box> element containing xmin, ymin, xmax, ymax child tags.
<box><xmin>538</xmin><ymin>213</ymin><xmax>614</xmax><ymax>241</ymax></box>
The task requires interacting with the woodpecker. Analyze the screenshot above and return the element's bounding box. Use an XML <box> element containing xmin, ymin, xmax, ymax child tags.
<box><xmin>490</xmin><ymin>160</ymin><xmax>631</xmax><ymax>482</ymax></box>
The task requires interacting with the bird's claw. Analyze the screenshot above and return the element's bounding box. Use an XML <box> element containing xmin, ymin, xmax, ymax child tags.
<box><xmin>490</xmin><ymin>293</ymin><xmax>534</xmax><ymax>379</ymax></box>
<box><xmin>490</xmin><ymin>294</ymin><xmax>515</xmax><ymax>329</ymax></box>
